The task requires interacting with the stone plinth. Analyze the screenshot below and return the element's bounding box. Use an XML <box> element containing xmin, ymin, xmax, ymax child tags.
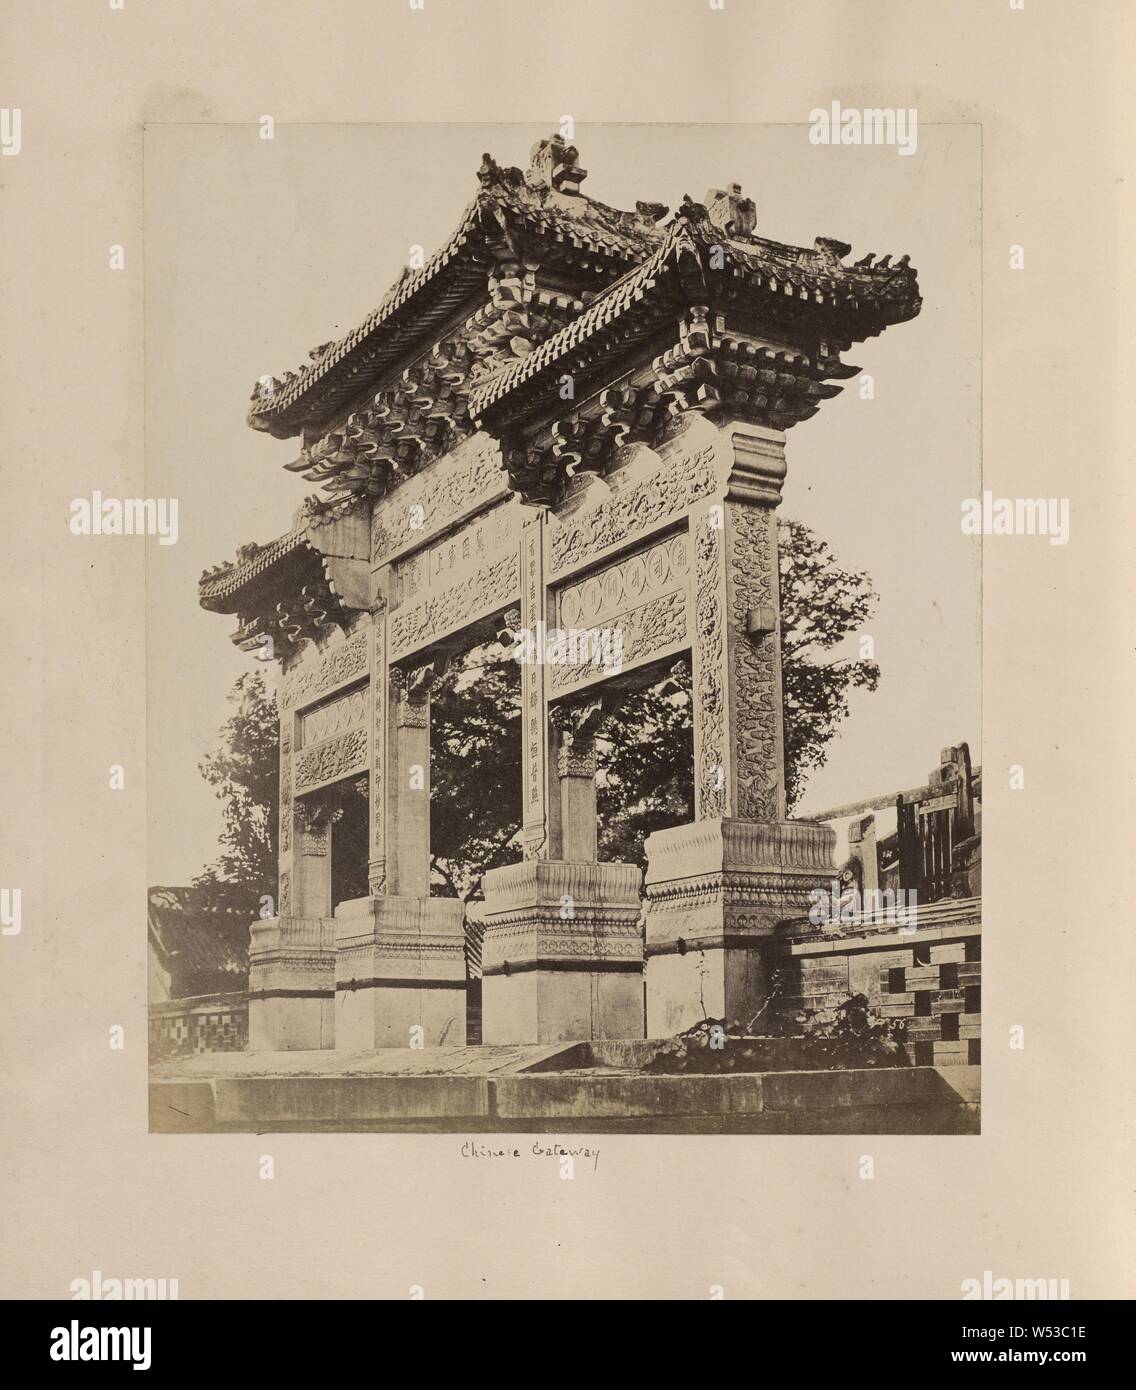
<box><xmin>248</xmin><ymin>915</ymin><xmax>335</xmax><ymax>1051</ymax></box>
<box><xmin>643</xmin><ymin>818</ymin><xmax>836</xmax><ymax>1036</ymax></box>
<box><xmin>479</xmin><ymin>861</ymin><xmax>644</xmax><ymax>1044</ymax></box>
<box><xmin>333</xmin><ymin>895</ymin><xmax>467</xmax><ymax>1049</ymax></box>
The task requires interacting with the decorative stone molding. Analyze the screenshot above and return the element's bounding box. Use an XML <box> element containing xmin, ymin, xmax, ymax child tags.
<box><xmin>249</xmin><ymin>915</ymin><xmax>336</xmax><ymax>991</ymax></box>
<box><xmin>334</xmin><ymin>896</ymin><xmax>466</xmax><ymax>984</ymax></box>
<box><xmin>480</xmin><ymin>860</ymin><xmax>643</xmax><ymax>972</ymax></box>
<box><xmin>643</xmin><ymin>817</ymin><xmax>836</xmax><ymax>947</ymax></box>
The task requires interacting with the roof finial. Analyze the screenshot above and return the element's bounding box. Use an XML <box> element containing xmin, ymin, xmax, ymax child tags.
<box><xmin>704</xmin><ymin>182</ymin><xmax>756</xmax><ymax>238</ymax></box>
<box><xmin>526</xmin><ymin>133</ymin><xmax>587</xmax><ymax>195</ymax></box>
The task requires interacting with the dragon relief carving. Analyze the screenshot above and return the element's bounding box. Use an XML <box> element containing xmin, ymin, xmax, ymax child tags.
<box><xmin>389</xmin><ymin>550</ymin><xmax>519</xmax><ymax>660</ymax></box>
<box><xmin>281</xmin><ymin>631</ymin><xmax>368</xmax><ymax>709</ymax></box>
<box><xmin>370</xmin><ymin>439</ymin><xmax>505</xmax><ymax>562</ymax></box>
<box><xmin>729</xmin><ymin>504</ymin><xmax>780</xmax><ymax>821</ymax></box>
<box><xmin>694</xmin><ymin>518</ymin><xmax>727</xmax><ymax>818</ymax></box>
<box><xmin>549</xmin><ymin>445</ymin><xmax>717</xmax><ymax>576</ymax></box>
<box><xmin>293</xmin><ymin>726</ymin><xmax>369</xmax><ymax>794</ymax></box>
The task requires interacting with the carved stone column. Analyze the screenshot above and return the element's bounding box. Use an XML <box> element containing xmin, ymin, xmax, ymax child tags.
<box><xmin>549</xmin><ymin>695</ymin><xmax>613</xmax><ymax>863</ymax></box>
<box><xmin>387</xmin><ymin>662</ymin><xmax>435</xmax><ymax>898</ymax></box>
<box><xmin>248</xmin><ymin>797</ymin><xmax>336</xmax><ymax>1053</ymax></box>
<box><xmin>367</xmin><ymin>597</ymin><xmax>388</xmax><ymax>895</ymax></box>
<box><xmin>643</xmin><ymin>419</ymin><xmax>836</xmax><ymax>1034</ymax></box>
<box><xmin>481</xmin><ymin>523</ymin><xmax>644</xmax><ymax>1044</ymax></box>
<box><xmin>277</xmin><ymin>707</ymin><xmax>296</xmax><ymax>917</ymax></box>
<box><xmin>518</xmin><ymin>511</ymin><xmax>551</xmax><ymax>860</ymax></box>
<box><xmin>296</xmin><ymin>804</ymin><xmax>333</xmax><ymax>918</ymax></box>
<box><xmin>333</xmin><ymin>655</ymin><xmax>465</xmax><ymax>1049</ymax></box>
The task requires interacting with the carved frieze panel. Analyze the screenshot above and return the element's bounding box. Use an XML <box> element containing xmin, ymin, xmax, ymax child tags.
<box><xmin>548</xmin><ymin>443</ymin><xmax>717</xmax><ymax>579</ymax></box>
<box><xmin>370</xmin><ymin>436</ymin><xmax>508</xmax><ymax>564</ymax></box>
<box><xmin>293</xmin><ymin>726</ymin><xmax>369</xmax><ymax>795</ymax></box>
<box><xmin>389</xmin><ymin>548</ymin><xmax>520</xmax><ymax>661</ymax></box>
<box><xmin>280</xmin><ymin>628</ymin><xmax>369</xmax><ymax>710</ymax></box>
<box><xmin>395</xmin><ymin>501</ymin><xmax>519</xmax><ymax>607</ymax></box>
<box><xmin>557</xmin><ymin>531</ymin><xmax>689</xmax><ymax>630</ymax></box>
<box><xmin>549</xmin><ymin>532</ymin><xmax>691</xmax><ymax>694</ymax></box>
<box><xmin>299</xmin><ymin>685</ymin><xmax>367</xmax><ymax>747</ymax></box>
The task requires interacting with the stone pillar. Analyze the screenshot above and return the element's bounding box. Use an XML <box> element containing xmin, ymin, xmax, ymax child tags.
<box><xmin>387</xmin><ymin>663</ymin><xmax>433</xmax><ymax>898</ymax></box>
<box><xmin>518</xmin><ymin>511</ymin><xmax>551</xmax><ymax>859</ymax></box>
<box><xmin>848</xmin><ymin>814</ymin><xmax>879</xmax><ymax>897</ymax></box>
<box><xmin>277</xmin><ymin>707</ymin><xmax>296</xmax><ymax>917</ymax></box>
<box><xmin>480</xmin><ymin>860</ymin><xmax>644</xmax><ymax>1044</ymax></box>
<box><xmin>643</xmin><ymin>419</ymin><xmax>836</xmax><ymax>1034</ymax></box>
<box><xmin>296</xmin><ymin>806</ymin><xmax>333</xmax><ymax>916</ymax></box>
<box><xmin>333</xmin><ymin>654</ymin><xmax>466</xmax><ymax>1048</ymax></box>
<box><xmin>334</xmin><ymin>895</ymin><xmax>466</xmax><ymax>1050</ymax></box>
<box><xmin>248</xmin><ymin>799</ymin><xmax>336</xmax><ymax>1052</ymax></box>
<box><xmin>548</xmin><ymin>695</ymin><xmax>613</xmax><ymax>862</ymax></box>
<box><xmin>367</xmin><ymin>597</ymin><xmax>388</xmax><ymax>895</ymax></box>
<box><xmin>555</xmin><ymin>729</ymin><xmax>599</xmax><ymax>862</ymax></box>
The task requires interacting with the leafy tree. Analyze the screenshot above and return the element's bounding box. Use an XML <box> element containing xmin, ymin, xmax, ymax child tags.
<box><xmin>778</xmin><ymin>517</ymin><xmax>880</xmax><ymax>811</ymax></box>
<box><xmin>429</xmin><ymin>652</ymin><xmax>522</xmax><ymax>901</ymax></box>
<box><xmin>194</xmin><ymin>668</ymin><xmax>279</xmax><ymax>911</ymax></box>
<box><xmin>594</xmin><ymin>683</ymin><xmax>693</xmax><ymax>865</ymax></box>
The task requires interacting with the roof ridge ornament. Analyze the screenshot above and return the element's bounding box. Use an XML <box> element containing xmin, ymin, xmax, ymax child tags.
<box><xmin>525</xmin><ymin>133</ymin><xmax>587</xmax><ymax>195</ymax></box>
<box><xmin>704</xmin><ymin>182</ymin><xmax>757</xmax><ymax>239</ymax></box>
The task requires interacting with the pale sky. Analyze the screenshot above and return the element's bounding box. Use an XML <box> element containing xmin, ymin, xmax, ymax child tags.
<box><xmin>145</xmin><ymin>122</ymin><xmax>980</xmax><ymax>884</ymax></box>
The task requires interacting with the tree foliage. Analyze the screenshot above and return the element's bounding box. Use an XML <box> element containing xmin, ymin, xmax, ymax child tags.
<box><xmin>194</xmin><ymin>668</ymin><xmax>279</xmax><ymax>911</ymax></box>
<box><xmin>778</xmin><ymin>517</ymin><xmax>880</xmax><ymax>810</ymax></box>
<box><xmin>429</xmin><ymin>653</ymin><xmax>523</xmax><ymax>901</ymax></box>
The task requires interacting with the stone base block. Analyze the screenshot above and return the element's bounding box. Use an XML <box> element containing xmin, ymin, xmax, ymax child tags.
<box><xmin>643</xmin><ymin>818</ymin><xmax>836</xmax><ymax>1036</ymax></box>
<box><xmin>334</xmin><ymin>895</ymin><xmax>467</xmax><ymax>1050</ymax></box>
<box><xmin>248</xmin><ymin>916</ymin><xmax>335</xmax><ymax>1051</ymax></box>
<box><xmin>479</xmin><ymin>860</ymin><xmax>644</xmax><ymax>1044</ymax></box>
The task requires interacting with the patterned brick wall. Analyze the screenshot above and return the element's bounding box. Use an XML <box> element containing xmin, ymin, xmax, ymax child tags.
<box><xmin>149</xmin><ymin>993</ymin><xmax>248</xmax><ymax>1062</ymax></box>
<box><xmin>878</xmin><ymin>938</ymin><xmax>981</xmax><ymax>1067</ymax></box>
<box><xmin>767</xmin><ymin>915</ymin><xmax>981</xmax><ymax>1068</ymax></box>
